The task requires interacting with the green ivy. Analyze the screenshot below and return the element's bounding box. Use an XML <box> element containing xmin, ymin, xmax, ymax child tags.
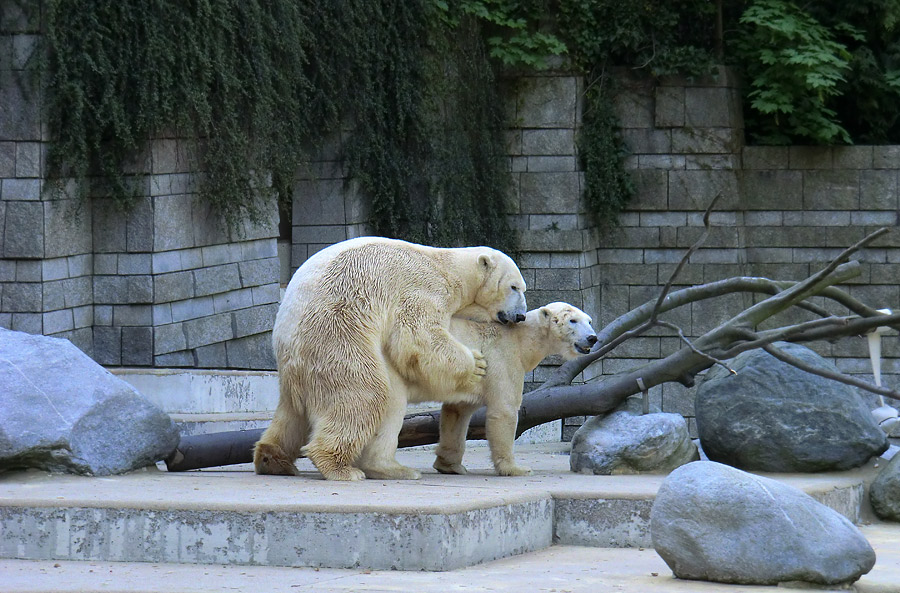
<box><xmin>42</xmin><ymin>0</ymin><xmax>515</xmax><ymax>251</ymax></box>
<box><xmin>734</xmin><ymin>0</ymin><xmax>854</xmax><ymax>144</ymax></box>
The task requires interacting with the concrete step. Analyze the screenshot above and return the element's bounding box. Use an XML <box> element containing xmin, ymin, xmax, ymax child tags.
<box><xmin>0</xmin><ymin>445</ymin><xmax>879</xmax><ymax>573</ymax></box>
<box><xmin>4</xmin><ymin>525</ymin><xmax>900</xmax><ymax>593</ymax></box>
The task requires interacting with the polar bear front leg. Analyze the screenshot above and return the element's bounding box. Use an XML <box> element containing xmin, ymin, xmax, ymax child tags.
<box><xmin>486</xmin><ymin>402</ymin><xmax>531</xmax><ymax>477</ymax></box>
<box><xmin>390</xmin><ymin>321</ymin><xmax>486</xmax><ymax>395</ymax></box>
<box><xmin>433</xmin><ymin>402</ymin><xmax>480</xmax><ymax>474</ymax></box>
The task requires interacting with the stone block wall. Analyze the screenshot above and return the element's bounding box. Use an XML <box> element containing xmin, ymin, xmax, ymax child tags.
<box><xmin>0</xmin><ymin>2</ymin><xmax>280</xmax><ymax>369</ymax></box>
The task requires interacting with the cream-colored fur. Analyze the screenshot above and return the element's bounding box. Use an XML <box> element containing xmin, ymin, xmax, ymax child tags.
<box><xmin>414</xmin><ymin>302</ymin><xmax>596</xmax><ymax>476</ymax></box>
<box><xmin>253</xmin><ymin>237</ymin><xmax>527</xmax><ymax>481</ymax></box>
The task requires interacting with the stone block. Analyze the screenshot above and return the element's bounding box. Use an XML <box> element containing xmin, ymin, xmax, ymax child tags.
<box><xmin>194</xmin><ymin>342</ymin><xmax>228</xmax><ymax>368</ymax></box>
<box><xmin>15</xmin><ymin>141</ymin><xmax>40</xmax><ymax>177</ymax></box>
<box><xmin>2</xmin><ymin>200</ymin><xmax>42</xmax><ymax>257</ymax></box>
<box><xmin>11</xmin><ymin>312</ymin><xmax>41</xmax><ymax>334</ymax></box>
<box><xmin>684</xmin><ymin>87</ymin><xmax>739</xmax><ymax>128</ymax></box>
<box><xmin>519</xmin><ymin>172</ymin><xmax>581</xmax><ymax>214</ymax></box>
<box><xmin>621</xmin><ymin>129</ymin><xmax>671</xmax><ymax>154</ymax></box>
<box><xmin>655</xmin><ymin>86</ymin><xmax>684</xmax><ymax>128</ymax></box>
<box><xmin>113</xmin><ymin>304</ymin><xmax>153</xmax><ymax>326</ymax></box>
<box><xmin>155</xmin><ymin>271</ymin><xmax>194</xmax><ymax>303</ymax></box>
<box><xmin>859</xmin><ymin>170</ymin><xmax>898</xmax><ymax>210</ymax></box>
<box><xmin>291</xmin><ymin>224</ymin><xmax>347</xmax><ymax>244</ymax></box>
<box><xmin>41</xmin><ymin>279</ymin><xmax>65</xmax><ymax>311</ymax></box>
<box><xmin>550</xmin><ymin>252</ymin><xmax>581</xmax><ymax>268</ymax></box>
<box><xmin>154</xmin><ymin>351</ymin><xmax>194</xmax><ymax>367</ymax></box>
<box><xmin>194</xmin><ymin>263</ymin><xmax>241</xmax><ymax>297</ymax></box>
<box><xmin>522</xmin><ymin>129</ymin><xmax>575</xmax><ymax>156</ymax></box>
<box><xmin>740</xmin><ymin>170</ymin><xmax>803</xmax><ymax>210</ymax></box>
<box><xmin>803</xmin><ymin>170</ymin><xmax>859</xmax><ymax>210</ymax></box>
<box><xmin>742</xmin><ymin>146</ymin><xmax>788</xmax><ymax>170</ymax></box>
<box><xmin>64</xmin><ymin>276</ymin><xmax>92</xmax><ymax>308</ymax></box>
<box><xmin>43</xmin><ymin>309</ymin><xmax>74</xmax><ymax>334</ymax></box>
<box><xmin>533</xmin><ymin>268</ymin><xmax>581</xmax><ymax>291</ymax></box>
<box><xmin>667</xmin><ymin>170</ymin><xmax>739</xmax><ymax>211</ymax></box>
<box><xmin>93</xmin><ymin>276</ymin><xmax>128</xmax><ymax>305</ymax></box>
<box><xmin>686</xmin><ymin>154</ymin><xmax>740</xmax><ymax>170</ymax></box>
<box><xmin>93</xmin><ymin>253</ymin><xmax>117</xmax><ymax>275</ymax></box>
<box><xmin>127</xmin><ymin>275</ymin><xmax>153</xmax><ymax>303</ymax></box>
<box><xmin>121</xmin><ymin>326</ymin><xmax>153</xmax><ymax>366</ymax></box>
<box><xmin>232</xmin><ymin>303</ymin><xmax>278</xmax><ymax>338</ymax></box>
<box><xmin>93</xmin><ymin>305</ymin><xmax>112</xmax><ymax>326</ymax></box>
<box><xmin>201</xmin><ymin>243</ymin><xmax>243</xmax><ymax>267</ymax></box>
<box><xmin>518</xmin><ymin>230</ymin><xmax>582</xmax><ymax>252</ymax></box>
<box><xmin>628</xmin><ymin>169</ymin><xmax>668</xmax><ymax>211</ymax></box>
<box><xmin>126</xmin><ymin>196</ymin><xmax>154</xmax><ymax>252</ymax></box>
<box><xmin>0</xmin><ymin>142</ymin><xmax>13</xmax><ymax>175</ymax></box>
<box><xmin>154</xmin><ymin>322</ymin><xmax>186</xmax><ymax>355</ymax></box>
<box><xmin>833</xmin><ymin>146</ymin><xmax>873</xmax><ymax>169</ymax></box>
<box><xmin>516</xmin><ymin>76</ymin><xmax>578</xmax><ymax>128</ymax></box>
<box><xmin>527</xmin><ymin>156</ymin><xmax>576</xmax><ymax>172</ymax></box>
<box><xmin>153</xmin><ymin>194</ymin><xmax>195</xmax><ymax>251</ymax></box>
<box><xmin>873</xmin><ymin>146</ymin><xmax>900</xmax><ymax>169</ymax></box>
<box><xmin>225</xmin><ymin>333</ymin><xmax>276</xmax><ymax>369</ymax></box>
<box><xmin>73</xmin><ymin>305</ymin><xmax>93</xmax><ymax>329</ymax></box>
<box><xmin>236</xmin><ymin>256</ymin><xmax>279</xmax><ymax>289</ymax></box>
<box><xmin>92</xmin><ymin>200</ymin><xmax>127</xmax><ymax>253</ymax></box>
<box><xmin>528</xmin><ymin>214</ymin><xmax>578</xmax><ymax>231</ymax></box>
<box><xmin>251</xmin><ymin>283</ymin><xmax>280</xmax><ymax>306</ymax></box>
<box><xmin>152</xmin><ymin>303</ymin><xmax>172</xmax><ymax>325</ymax></box>
<box><xmin>213</xmin><ymin>288</ymin><xmax>254</xmax><ymax>314</ymax></box>
<box><xmin>671</xmin><ymin>128</ymin><xmax>740</xmax><ymax>155</ymax></box>
<box><xmin>241</xmin><ymin>238</ymin><xmax>277</xmax><ymax>261</ymax></box>
<box><xmin>292</xmin><ymin>179</ymin><xmax>346</xmax><ymax>225</ymax></box>
<box><xmin>0</xmin><ymin>69</ymin><xmax>40</xmax><ymax>140</ymax></box>
<box><xmin>790</xmin><ymin>146</ymin><xmax>832</xmax><ymax>169</ymax></box>
<box><xmin>151</xmin><ymin>139</ymin><xmax>178</xmax><ymax>174</ymax></box>
<box><xmin>3</xmin><ymin>281</ymin><xmax>39</xmax><ymax>312</ymax></box>
<box><xmin>14</xmin><ymin>259</ymin><xmax>39</xmax><ymax>281</ymax></box>
<box><xmin>117</xmin><ymin>253</ymin><xmax>152</xmax><ymax>275</ymax></box>
<box><xmin>45</xmin><ymin>198</ymin><xmax>91</xmax><ymax>258</ymax></box>
<box><xmin>183</xmin><ymin>313</ymin><xmax>233</xmax><ymax>349</ymax></box>
<box><xmin>596</xmin><ymin>249</ymin><xmax>643</xmax><ymax>264</ymax></box>
<box><xmin>92</xmin><ymin>326</ymin><xmax>122</xmax><ymax>366</ymax></box>
<box><xmin>67</xmin><ymin>254</ymin><xmax>91</xmax><ymax>278</ymax></box>
<box><xmin>171</xmin><ymin>296</ymin><xmax>216</xmax><ymax>323</ymax></box>
<box><xmin>151</xmin><ymin>250</ymin><xmax>181</xmax><ymax>274</ymax></box>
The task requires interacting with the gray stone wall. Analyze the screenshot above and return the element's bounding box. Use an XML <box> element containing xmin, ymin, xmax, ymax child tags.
<box><xmin>0</xmin><ymin>2</ymin><xmax>280</xmax><ymax>369</ymax></box>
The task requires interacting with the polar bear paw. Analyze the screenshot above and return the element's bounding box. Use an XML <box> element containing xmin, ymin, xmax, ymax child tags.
<box><xmin>461</xmin><ymin>349</ymin><xmax>487</xmax><ymax>391</ymax></box>
<box><xmin>433</xmin><ymin>457</ymin><xmax>468</xmax><ymax>475</ymax></box>
<box><xmin>495</xmin><ymin>462</ymin><xmax>532</xmax><ymax>477</ymax></box>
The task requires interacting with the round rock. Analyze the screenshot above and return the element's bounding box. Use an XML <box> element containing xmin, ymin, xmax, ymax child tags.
<box><xmin>650</xmin><ymin>461</ymin><xmax>876</xmax><ymax>586</ymax></box>
<box><xmin>696</xmin><ymin>342</ymin><xmax>887</xmax><ymax>472</ymax></box>
<box><xmin>570</xmin><ymin>396</ymin><xmax>698</xmax><ymax>475</ymax></box>
<box><xmin>870</xmin><ymin>453</ymin><xmax>900</xmax><ymax>522</ymax></box>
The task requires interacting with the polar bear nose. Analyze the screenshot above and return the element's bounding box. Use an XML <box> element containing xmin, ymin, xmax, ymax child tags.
<box><xmin>515</xmin><ymin>314</ymin><xmax>526</xmax><ymax>322</ymax></box>
<box><xmin>587</xmin><ymin>335</ymin><xmax>598</xmax><ymax>346</ymax></box>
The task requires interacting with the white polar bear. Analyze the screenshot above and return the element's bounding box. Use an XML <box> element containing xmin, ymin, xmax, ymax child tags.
<box><xmin>414</xmin><ymin>302</ymin><xmax>596</xmax><ymax>476</ymax></box>
<box><xmin>253</xmin><ymin>236</ymin><xmax>527</xmax><ymax>481</ymax></box>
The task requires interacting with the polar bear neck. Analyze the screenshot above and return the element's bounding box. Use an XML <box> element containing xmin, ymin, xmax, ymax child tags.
<box><xmin>515</xmin><ymin>309</ymin><xmax>557</xmax><ymax>373</ymax></box>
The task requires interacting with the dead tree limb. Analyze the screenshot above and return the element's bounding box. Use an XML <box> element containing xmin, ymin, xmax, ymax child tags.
<box><xmin>166</xmin><ymin>227</ymin><xmax>900</xmax><ymax>471</ymax></box>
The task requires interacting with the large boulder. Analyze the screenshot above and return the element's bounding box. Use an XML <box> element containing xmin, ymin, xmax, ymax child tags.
<box><xmin>651</xmin><ymin>461</ymin><xmax>876</xmax><ymax>586</ymax></box>
<box><xmin>570</xmin><ymin>396</ymin><xmax>698</xmax><ymax>475</ymax></box>
<box><xmin>0</xmin><ymin>329</ymin><xmax>179</xmax><ymax>475</ymax></box>
<box><xmin>696</xmin><ymin>342</ymin><xmax>887</xmax><ymax>472</ymax></box>
<box><xmin>870</xmin><ymin>453</ymin><xmax>900</xmax><ymax>522</ymax></box>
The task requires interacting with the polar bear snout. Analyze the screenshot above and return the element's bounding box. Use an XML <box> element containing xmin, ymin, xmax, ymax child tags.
<box><xmin>575</xmin><ymin>334</ymin><xmax>598</xmax><ymax>355</ymax></box>
<box><xmin>497</xmin><ymin>310</ymin><xmax>527</xmax><ymax>324</ymax></box>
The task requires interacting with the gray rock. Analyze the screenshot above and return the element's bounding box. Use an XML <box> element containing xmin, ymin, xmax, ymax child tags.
<box><xmin>650</xmin><ymin>461</ymin><xmax>876</xmax><ymax>586</ymax></box>
<box><xmin>870</xmin><ymin>453</ymin><xmax>900</xmax><ymax>522</ymax></box>
<box><xmin>696</xmin><ymin>342</ymin><xmax>887</xmax><ymax>472</ymax></box>
<box><xmin>0</xmin><ymin>328</ymin><xmax>178</xmax><ymax>475</ymax></box>
<box><xmin>570</xmin><ymin>396</ymin><xmax>698</xmax><ymax>475</ymax></box>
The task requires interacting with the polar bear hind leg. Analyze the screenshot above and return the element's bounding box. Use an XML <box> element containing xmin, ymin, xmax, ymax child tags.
<box><xmin>357</xmin><ymin>382</ymin><xmax>421</xmax><ymax>480</ymax></box>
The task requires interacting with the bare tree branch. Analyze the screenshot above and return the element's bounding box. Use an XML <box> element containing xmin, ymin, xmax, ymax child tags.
<box><xmin>762</xmin><ymin>344</ymin><xmax>900</xmax><ymax>402</ymax></box>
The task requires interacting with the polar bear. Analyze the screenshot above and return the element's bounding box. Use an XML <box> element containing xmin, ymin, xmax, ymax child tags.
<box><xmin>417</xmin><ymin>302</ymin><xmax>596</xmax><ymax>476</ymax></box>
<box><xmin>253</xmin><ymin>236</ymin><xmax>527</xmax><ymax>481</ymax></box>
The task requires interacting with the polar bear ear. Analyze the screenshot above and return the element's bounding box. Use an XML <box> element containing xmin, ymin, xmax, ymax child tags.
<box><xmin>478</xmin><ymin>253</ymin><xmax>493</xmax><ymax>270</ymax></box>
<box><xmin>540</xmin><ymin>307</ymin><xmax>550</xmax><ymax>319</ymax></box>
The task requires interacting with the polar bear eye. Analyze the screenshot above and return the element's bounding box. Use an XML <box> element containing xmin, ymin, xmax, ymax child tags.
<box><xmin>569</xmin><ymin>319</ymin><xmax>576</xmax><ymax>325</ymax></box>
<box><xmin>510</xmin><ymin>285</ymin><xmax>519</xmax><ymax>291</ymax></box>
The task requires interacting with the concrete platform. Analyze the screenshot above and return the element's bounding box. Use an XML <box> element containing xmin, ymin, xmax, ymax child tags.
<box><xmin>1</xmin><ymin>444</ymin><xmax>890</xmax><ymax>578</ymax></box>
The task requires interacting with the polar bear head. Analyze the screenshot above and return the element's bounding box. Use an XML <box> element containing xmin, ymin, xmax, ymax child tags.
<box><xmin>540</xmin><ymin>302</ymin><xmax>598</xmax><ymax>358</ymax></box>
<box><xmin>475</xmin><ymin>250</ymin><xmax>527</xmax><ymax>325</ymax></box>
